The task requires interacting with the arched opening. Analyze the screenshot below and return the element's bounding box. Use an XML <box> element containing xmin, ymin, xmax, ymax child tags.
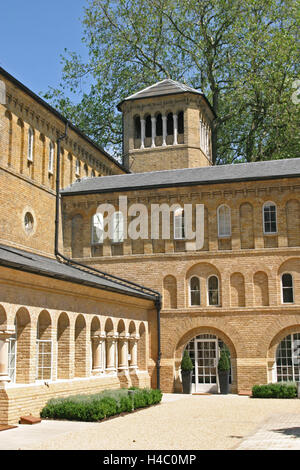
<box><xmin>138</xmin><ymin>323</ymin><xmax>146</xmax><ymax>370</ymax></box>
<box><xmin>156</xmin><ymin>113</ymin><xmax>162</xmax><ymax>136</ymax></box>
<box><xmin>91</xmin><ymin>316</ymin><xmax>102</xmax><ymax>373</ymax></box>
<box><xmin>178</xmin><ymin>111</ymin><xmax>184</xmax><ymax>134</ymax></box>
<box><xmin>239</xmin><ymin>203</ymin><xmax>254</xmax><ymax>249</ymax></box>
<box><xmin>208</xmin><ymin>275</ymin><xmax>220</xmax><ymax>306</ymax></box>
<box><xmin>145</xmin><ymin>115</ymin><xmax>152</xmax><ymax>138</ymax></box>
<box><xmin>286</xmin><ymin>199</ymin><xmax>300</xmax><ymax>246</ymax></box>
<box><xmin>134</xmin><ymin>116</ymin><xmax>141</xmax><ymax>139</ymax></box>
<box><xmin>14</xmin><ymin>308</ymin><xmax>31</xmax><ymax>383</ymax></box>
<box><xmin>273</xmin><ymin>332</ymin><xmax>300</xmax><ymax>383</ymax></box>
<box><xmin>74</xmin><ymin>315</ymin><xmax>87</xmax><ymax>377</ymax></box>
<box><xmin>184</xmin><ymin>333</ymin><xmax>233</xmax><ymax>393</ymax></box>
<box><xmin>57</xmin><ymin>313</ymin><xmax>70</xmax><ymax>379</ymax></box>
<box><xmin>166</xmin><ymin>112</ymin><xmax>173</xmax><ymax>137</ymax></box>
<box><xmin>230</xmin><ymin>273</ymin><xmax>245</xmax><ymax>307</ymax></box>
<box><xmin>104</xmin><ymin>318</ymin><xmax>115</xmax><ymax>372</ymax></box>
<box><xmin>36</xmin><ymin>310</ymin><xmax>52</xmax><ymax>381</ymax></box>
<box><xmin>71</xmin><ymin>214</ymin><xmax>83</xmax><ymax>258</ymax></box>
<box><xmin>253</xmin><ymin>271</ymin><xmax>269</xmax><ymax>306</ymax></box>
<box><xmin>163</xmin><ymin>275</ymin><xmax>177</xmax><ymax>309</ymax></box>
<box><xmin>189</xmin><ymin>276</ymin><xmax>201</xmax><ymax>306</ymax></box>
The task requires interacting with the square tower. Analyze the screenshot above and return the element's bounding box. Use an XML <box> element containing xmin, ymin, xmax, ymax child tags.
<box><xmin>118</xmin><ymin>79</ymin><xmax>216</xmax><ymax>173</ymax></box>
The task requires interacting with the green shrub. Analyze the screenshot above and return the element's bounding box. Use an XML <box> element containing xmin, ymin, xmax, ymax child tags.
<box><xmin>181</xmin><ymin>350</ymin><xmax>193</xmax><ymax>371</ymax></box>
<box><xmin>41</xmin><ymin>387</ymin><xmax>162</xmax><ymax>422</ymax></box>
<box><xmin>218</xmin><ymin>348</ymin><xmax>230</xmax><ymax>371</ymax></box>
<box><xmin>252</xmin><ymin>382</ymin><xmax>297</xmax><ymax>399</ymax></box>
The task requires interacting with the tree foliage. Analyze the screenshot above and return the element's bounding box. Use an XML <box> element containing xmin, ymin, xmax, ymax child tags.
<box><xmin>44</xmin><ymin>0</ymin><xmax>300</xmax><ymax>163</ymax></box>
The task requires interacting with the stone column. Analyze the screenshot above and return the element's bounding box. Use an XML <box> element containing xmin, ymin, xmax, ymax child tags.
<box><xmin>118</xmin><ymin>333</ymin><xmax>130</xmax><ymax>371</ymax></box>
<box><xmin>140</xmin><ymin>119</ymin><xmax>146</xmax><ymax>149</ymax></box>
<box><xmin>92</xmin><ymin>332</ymin><xmax>106</xmax><ymax>374</ymax></box>
<box><xmin>162</xmin><ymin>116</ymin><xmax>167</xmax><ymax>146</ymax></box>
<box><xmin>129</xmin><ymin>334</ymin><xmax>139</xmax><ymax>370</ymax></box>
<box><xmin>0</xmin><ymin>327</ymin><xmax>15</xmax><ymax>386</ymax></box>
<box><xmin>173</xmin><ymin>113</ymin><xmax>178</xmax><ymax>145</ymax></box>
<box><xmin>106</xmin><ymin>333</ymin><xmax>117</xmax><ymax>372</ymax></box>
<box><xmin>151</xmin><ymin>116</ymin><xmax>156</xmax><ymax>148</ymax></box>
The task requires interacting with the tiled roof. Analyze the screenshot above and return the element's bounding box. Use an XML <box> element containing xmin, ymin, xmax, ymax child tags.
<box><xmin>0</xmin><ymin>245</ymin><xmax>156</xmax><ymax>300</ymax></box>
<box><xmin>61</xmin><ymin>158</ymin><xmax>300</xmax><ymax>196</ymax></box>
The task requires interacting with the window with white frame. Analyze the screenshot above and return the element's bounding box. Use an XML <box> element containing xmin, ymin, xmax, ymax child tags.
<box><xmin>48</xmin><ymin>141</ymin><xmax>54</xmax><ymax>174</ymax></box>
<box><xmin>208</xmin><ymin>276</ymin><xmax>219</xmax><ymax>306</ymax></box>
<box><xmin>217</xmin><ymin>205</ymin><xmax>231</xmax><ymax>237</ymax></box>
<box><xmin>190</xmin><ymin>276</ymin><xmax>201</xmax><ymax>306</ymax></box>
<box><xmin>28</xmin><ymin>127</ymin><xmax>34</xmax><ymax>162</ymax></box>
<box><xmin>200</xmin><ymin>119</ymin><xmax>210</xmax><ymax>157</ymax></box>
<box><xmin>91</xmin><ymin>213</ymin><xmax>104</xmax><ymax>245</ymax></box>
<box><xmin>276</xmin><ymin>333</ymin><xmax>300</xmax><ymax>382</ymax></box>
<box><xmin>263</xmin><ymin>202</ymin><xmax>277</xmax><ymax>234</ymax></box>
<box><xmin>8</xmin><ymin>317</ymin><xmax>17</xmax><ymax>383</ymax></box>
<box><xmin>282</xmin><ymin>273</ymin><xmax>294</xmax><ymax>303</ymax></box>
<box><xmin>112</xmin><ymin>211</ymin><xmax>124</xmax><ymax>243</ymax></box>
<box><xmin>36</xmin><ymin>319</ymin><xmax>52</xmax><ymax>381</ymax></box>
<box><xmin>174</xmin><ymin>207</ymin><xmax>185</xmax><ymax>239</ymax></box>
<box><xmin>75</xmin><ymin>159</ymin><xmax>80</xmax><ymax>176</ymax></box>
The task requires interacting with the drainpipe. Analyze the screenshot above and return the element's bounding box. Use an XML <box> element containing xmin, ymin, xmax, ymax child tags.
<box><xmin>155</xmin><ymin>295</ymin><xmax>162</xmax><ymax>390</ymax></box>
<box><xmin>55</xmin><ymin>121</ymin><xmax>68</xmax><ymax>257</ymax></box>
<box><xmin>54</xmin><ymin>120</ymin><xmax>162</xmax><ymax>390</ymax></box>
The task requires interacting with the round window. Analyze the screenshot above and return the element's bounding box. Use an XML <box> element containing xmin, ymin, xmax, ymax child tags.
<box><xmin>24</xmin><ymin>212</ymin><xmax>34</xmax><ymax>232</ymax></box>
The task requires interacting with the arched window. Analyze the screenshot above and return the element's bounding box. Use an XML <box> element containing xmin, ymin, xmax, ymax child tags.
<box><xmin>91</xmin><ymin>213</ymin><xmax>104</xmax><ymax>245</ymax></box>
<box><xmin>208</xmin><ymin>276</ymin><xmax>219</xmax><ymax>306</ymax></box>
<box><xmin>145</xmin><ymin>115</ymin><xmax>152</xmax><ymax>138</ymax></box>
<box><xmin>36</xmin><ymin>312</ymin><xmax>52</xmax><ymax>381</ymax></box>
<box><xmin>276</xmin><ymin>333</ymin><xmax>300</xmax><ymax>382</ymax></box>
<box><xmin>75</xmin><ymin>159</ymin><xmax>80</xmax><ymax>177</ymax></box>
<box><xmin>190</xmin><ymin>276</ymin><xmax>200</xmax><ymax>306</ymax></box>
<box><xmin>48</xmin><ymin>141</ymin><xmax>54</xmax><ymax>174</ymax></box>
<box><xmin>112</xmin><ymin>211</ymin><xmax>124</xmax><ymax>243</ymax></box>
<box><xmin>282</xmin><ymin>273</ymin><xmax>294</xmax><ymax>303</ymax></box>
<box><xmin>8</xmin><ymin>317</ymin><xmax>17</xmax><ymax>383</ymax></box>
<box><xmin>217</xmin><ymin>205</ymin><xmax>231</xmax><ymax>237</ymax></box>
<box><xmin>263</xmin><ymin>202</ymin><xmax>277</xmax><ymax>234</ymax></box>
<box><xmin>134</xmin><ymin>116</ymin><xmax>141</xmax><ymax>139</ymax></box>
<box><xmin>178</xmin><ymin>111</ymin><xmax>184</xmax><ymax>134</ymax></box>
<box><xmin>174</xmin><ymin>207</ymin><xmax>185</xmax><ymax>239</ymax></box>
<box><xmin>167</xmin><ymin>112</ymin><xmax>173</xmax><ymax>135</ymax></box>
<box><xmin>28</xmin><ymin>127</ymin><xmax>34</xmax><ymax>162</ymax></box>
<box><xmin>156</xmin><ymin>114</ymin><xmax>162</xmax><ymax>136</ymax></box>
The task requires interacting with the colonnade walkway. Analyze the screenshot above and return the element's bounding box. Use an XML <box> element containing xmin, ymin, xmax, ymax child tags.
<box><xmin>0</xmin><ymin>394</ymin><xmax>299</xmax><ymax>450</ymax></box>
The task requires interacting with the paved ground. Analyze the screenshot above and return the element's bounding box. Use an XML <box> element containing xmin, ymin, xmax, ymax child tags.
<box><xmin>0</xmin><ymin>394</ymin><xmax>299</xmax><ymax>450</ymax></box>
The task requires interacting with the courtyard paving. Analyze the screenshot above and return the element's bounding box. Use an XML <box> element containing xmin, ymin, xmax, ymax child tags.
<box><xmin>0</xmin><ymin>394</ymin><xmax>299</xmax><ymax>450</ymax></box>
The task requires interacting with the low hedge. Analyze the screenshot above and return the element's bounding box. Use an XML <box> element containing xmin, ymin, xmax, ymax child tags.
<box><xmin>40</xmin><ymin>388</ymin><xmax>163</xmax><ymax>422</ymax></box>
<box><xmin>252</xmin><ymin>382</ymin><xmax>297</xmax><ymax>399</ymax></box>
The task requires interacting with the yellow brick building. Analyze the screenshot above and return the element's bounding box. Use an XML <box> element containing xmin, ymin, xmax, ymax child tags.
<box><xmin>0</xmin><ymin>71</ymin><xmax>299</xmax><ymax>423</ymax></box>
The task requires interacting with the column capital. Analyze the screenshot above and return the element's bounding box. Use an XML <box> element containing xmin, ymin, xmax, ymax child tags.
<box><xmin>0</xmin><ymin>328</ymin><xmax>15</xmax><ymax>341</ymax></box>
<box><xmin>130</xmin><ymin>333</ymin><xmax>140</xmax><ymax>341</ymax></box>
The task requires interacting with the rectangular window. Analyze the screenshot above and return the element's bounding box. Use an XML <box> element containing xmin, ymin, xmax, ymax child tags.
<box><xmin>263</xmin><ymin>204</ymin><xmax>277</xmax><ymax>234</ymax></box>
<box><xmin>28</xmin><ymin>128</ymin><xmax>34</xmax><ymax>162</ymax></box>
<box><xmin>91</xmin><ymin>213</ymin><xmax>104</xmax><ymax>244</ymax></box>
<box><xmin>113</xmin><ymin>212</ymin><xmax>124</xmax><ymax>243</ymax></box>
<box><xmin>36</xmin><ymin>340</ymin><xmax>52</xmax><ymax>380</ymax></box>
<box><xmin>48</xmin><ymin>142</ymin><xmax>54</xmax><ymax>174</ymax></box>
<box><xmin>174</xmin><ymin>210</ymin><xmax>185</xmax><ymax>239</ymax></box>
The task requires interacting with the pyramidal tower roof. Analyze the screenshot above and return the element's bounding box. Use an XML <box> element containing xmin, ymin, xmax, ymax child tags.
<box><xmin>117</xmin><ymin>79</ymin><xmax>215</xmax><ymax>116</ymax></box>
<box><xmin>124</xmin><ymin>79</ymin><xmax>204</xmax><ymax>101</ymax></box>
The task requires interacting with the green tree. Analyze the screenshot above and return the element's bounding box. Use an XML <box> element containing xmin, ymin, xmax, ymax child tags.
<box><xmin>44</xmin><ymin>0</ymin><xmax>300</xmax><ymax>163</ymax></box>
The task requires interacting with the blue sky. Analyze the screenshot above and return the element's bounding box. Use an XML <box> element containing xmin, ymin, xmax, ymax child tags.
<box><xmin>1</xmin><ymin>0</ymin><xmax>88</xmax><ymax>97</ymax></box>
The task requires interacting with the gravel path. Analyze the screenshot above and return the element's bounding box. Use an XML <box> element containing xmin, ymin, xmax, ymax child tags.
<box><xmin>0</xmin><ymin>394</ymin><xmax>300</xmax><ymax>450</ymax></box>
